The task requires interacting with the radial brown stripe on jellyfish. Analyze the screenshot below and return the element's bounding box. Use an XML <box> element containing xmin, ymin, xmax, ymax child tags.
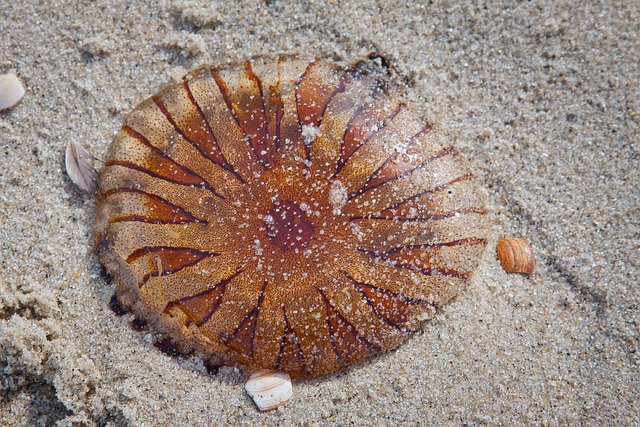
<box><xmin>94</xmin><ymin>56</ymin><xmax>490</xmax><ymax>379</ymax></box>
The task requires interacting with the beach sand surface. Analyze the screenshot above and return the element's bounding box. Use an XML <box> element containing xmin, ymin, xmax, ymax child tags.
<box><xmin>1</xmin><ymin>1</ymin><xmax>638</xmax><ymax>425</ymax></box>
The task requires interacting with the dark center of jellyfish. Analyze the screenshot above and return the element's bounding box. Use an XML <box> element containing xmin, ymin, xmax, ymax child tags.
<box><xmin>264</xmin><ymin>200</ymin><xmax>314</xmax><ymax>252</ymax></box>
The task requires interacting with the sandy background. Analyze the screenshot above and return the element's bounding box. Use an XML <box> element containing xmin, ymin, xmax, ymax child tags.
<box><xmin>1</xmin><ymin>0</ymin><xmax>638</xmax><ymax>425</ymax></box>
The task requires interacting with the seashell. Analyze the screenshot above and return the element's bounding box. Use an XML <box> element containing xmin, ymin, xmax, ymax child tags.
<box><xmin>244</xmin><ymin>369</ymin><xmax>293</xmax><ymax>411</ymax></box>
<box><xmin>93</xmin><ymin>56</ymin><xmax>490</xmax><ymax>379</ymax></box>
<box><xmin>65</xmin><ymin>140</ymin><xmax>99</xmax><ymax>193</ymax></box>
<box><xmin>0</xmin><ymin>73</ymin><xmax>25</xmax><ymax>111</ymax></box>
<box><xmin>497</xmin><ymin>237</ymin><xmax>535</xmax><ymax>275</ymax></box>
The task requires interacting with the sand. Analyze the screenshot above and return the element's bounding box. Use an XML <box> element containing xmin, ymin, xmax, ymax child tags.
<box><xmin>1</xmin><ymin>0</ymin><xmax>638</xmax><ymax>425</ymax></box>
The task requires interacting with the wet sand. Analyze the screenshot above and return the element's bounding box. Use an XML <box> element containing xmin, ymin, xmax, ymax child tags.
<box><xmin>1</xmin><ymin>1</ymin><xmax>638</xmax><ymax>425</ymax></box>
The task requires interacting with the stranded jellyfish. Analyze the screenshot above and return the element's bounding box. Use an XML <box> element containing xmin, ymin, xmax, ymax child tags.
<box><xmin>94</xmin><ymin>56</ymin><xmax>489</xmax><ymax>378</ymax></box>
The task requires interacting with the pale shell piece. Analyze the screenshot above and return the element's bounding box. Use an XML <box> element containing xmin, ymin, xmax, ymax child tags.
<box><xmin>65</xmin><ymin>140</ymin><xmax>98</xmax><ymax>193</ymax></box>
<box><xmin>0</xmin><ymin>73</ymin><xmax>25</xmax><ymax>111</ymax></box>
<box><xmin>497</xmin><ymin>237</ymin><xmax>535</xmax><ymax>275</ymax></box>
<box><xmin>244</xmin><ymin>369</ymin><xmax>293</xmax><ymax>411</ymax></box>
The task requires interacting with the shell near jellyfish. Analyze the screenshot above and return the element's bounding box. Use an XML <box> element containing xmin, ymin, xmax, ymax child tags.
<box><xmin>94</xmin><ymin>56</ymin><xmax>489</xmax><ymax>379</ymax></box>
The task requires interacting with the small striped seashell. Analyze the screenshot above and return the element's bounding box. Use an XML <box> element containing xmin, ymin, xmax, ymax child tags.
<box><xmin>244</xmin><ymin>369</ymin><xmax>293</xmax><ymax>411</ymax></box>
<box><xmin>0</xmin><ymin>73</ymin><xmax>25</xmax><ymax>111</ymax></box>
<box><xmin>94</xmin><ymin>56</ymin><xmax>490</xmax><ymax>379</ymax></box>
<box><xmin>65</xmin><ymin>140</ymin><xmax>99</xmax><ymax>193</ymax></box>
<box><xmin>497</xmin><ymin>237</ymin><xmax>535</xmax><ymax>275</ymax></box>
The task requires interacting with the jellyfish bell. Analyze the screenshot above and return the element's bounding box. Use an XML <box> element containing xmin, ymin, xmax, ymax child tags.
<box><xmin>94</xmin><ymin>56</ymin><xmax>490</xmax><ymax>379</ymax></box>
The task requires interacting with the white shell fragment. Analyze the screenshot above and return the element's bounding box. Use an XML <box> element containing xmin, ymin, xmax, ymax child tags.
<box><xmin>0</xmin><ymin>73</ymin><xmax>25</xmax><ymax>111</ymax></box>
<box><xmin>244</xmin><ymin>369</ymin><xmax>293</xmax><ymax>411</ymax></box>
<box><xmin>65</xmin><ymin>140</ymin><xmax>98</xmax><ymax>193</ymax></box>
